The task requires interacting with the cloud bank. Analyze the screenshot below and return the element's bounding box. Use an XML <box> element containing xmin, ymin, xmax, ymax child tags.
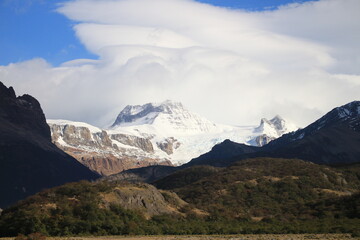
<box><xmin>1</xmin><ymin>0</ymin><xmax>359</xmax><ymax>127</ymax></box>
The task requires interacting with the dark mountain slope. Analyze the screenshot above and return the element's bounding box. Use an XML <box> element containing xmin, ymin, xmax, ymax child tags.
<box><xmin>0</xmin><ymin>82</ymin><xmax>99</xmax><ymax>208</ymax></box>
<box><xmin>261</xmin><ymin>101</ymin><xmax>360</xmax><ymax>164</ymax></box>
<box><xmin>184</xmin><ymin>140</ymin><xmax>262</xmax><ymax>168</ymax></box>
<box><xmin>186</xmin><ymin>101</ymin><xmax>360</xmax><ymax>167</ymax></box>
<box><xmin>185</xmin><ymin>139</ymin><xmax>260</xmax><ymax>167</ymax></box>
<box><xmin>268</xmin><ymin>100</ymin><xmax>360</xmax><ymax>149</ymax></box>
<box><xmin>154</xmin><ymin>165</ymin><xmax>220</xmax><ymax>190</ymax></box>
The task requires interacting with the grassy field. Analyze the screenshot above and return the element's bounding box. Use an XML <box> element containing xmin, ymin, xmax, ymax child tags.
<box><xmin>0</xmin><ymin>234</ymin><xmax>353</xmax><ymax>240</ymax></box>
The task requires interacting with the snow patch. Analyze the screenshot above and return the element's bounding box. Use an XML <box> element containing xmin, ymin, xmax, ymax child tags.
<box><xmin>47</xmin><ymin>119</ymin><xmax>102</xmax><ymax>133</ymax></box>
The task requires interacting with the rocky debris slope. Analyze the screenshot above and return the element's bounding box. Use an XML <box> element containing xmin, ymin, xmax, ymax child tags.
<box><xmin>99</xmin><ymin>182</ymin><xmax>188</xmax><ymax>218</ymax></box>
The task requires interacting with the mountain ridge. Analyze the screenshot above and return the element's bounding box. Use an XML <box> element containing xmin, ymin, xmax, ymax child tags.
<box><xmin>186</xmin><ymin>100</ymin><xmax>360</xmax><ymax>167</ymax></box>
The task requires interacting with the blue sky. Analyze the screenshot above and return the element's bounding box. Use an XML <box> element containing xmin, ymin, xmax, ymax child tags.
<box><xmin>0</xmin><ymin>0</ymin><xmax>314</xmax><ymax>66</ymax></box>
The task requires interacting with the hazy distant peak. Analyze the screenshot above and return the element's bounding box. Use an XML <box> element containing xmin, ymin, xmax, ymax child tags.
<box><xmin>256</xmin><ymin>115</ymin><xmax>298</xmax><ymax>139</ymax></box>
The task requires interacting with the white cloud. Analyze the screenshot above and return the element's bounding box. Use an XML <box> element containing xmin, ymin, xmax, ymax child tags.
<box><xmin>1</xmin><ymin>0</ymin><xmax>359</xmax><ymax>127</ymax></box>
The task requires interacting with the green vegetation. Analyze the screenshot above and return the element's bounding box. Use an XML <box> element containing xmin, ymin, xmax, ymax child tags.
<box><xmin>0</xmin><ymin>158</ymin><xmax>359</xmax><ymax>236</ymax></box>
<box><xmin>161</xmin><ymin>158</ymin><xmax>360</xmax><ymax>219</ymax></box>
<box><xmin>0</xmin><ymin>181</ymin><xmax>152</xmax><ymax>236</ymax></box>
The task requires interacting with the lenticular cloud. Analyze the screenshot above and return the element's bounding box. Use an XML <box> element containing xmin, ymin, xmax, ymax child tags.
<box><xmin>0</xmin><ymin>0</ymin><xmax>359</xmax><ymax>127</ymax></box>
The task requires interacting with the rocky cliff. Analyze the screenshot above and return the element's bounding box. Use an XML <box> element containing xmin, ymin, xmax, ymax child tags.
<box><xmin>0</xmin><ymin>82</ymin><xmax>99</xmax><ymax>208</ymax></box>
<box><xmin>48</xmin><ymin>119</ymin><xmax>172</xmax><ymax>176</ymax></box>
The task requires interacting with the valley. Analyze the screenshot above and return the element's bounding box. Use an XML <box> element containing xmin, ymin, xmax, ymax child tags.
<box><xmin>0</xmin><ymin>81</ymin><xmax>359</xmax><ymax>237</ymax></box>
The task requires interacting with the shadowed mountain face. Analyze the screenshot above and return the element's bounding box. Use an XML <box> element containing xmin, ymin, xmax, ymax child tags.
<box><xmin>184</xmin><ymin>139</ymin><xmax>260</xmax><ymax>168</ymax></box>
<box><xmin>185</xmin><ymin>101</ymin><xmax>360</xmax><ymax>167</ymax></box>
<box><xmin>0</xmin><ymin>82</ymin><xmax>99</xmax><ymax>208</ymax></box>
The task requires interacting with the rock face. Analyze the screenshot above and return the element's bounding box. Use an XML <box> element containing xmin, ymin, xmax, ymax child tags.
<box><xmin>156</xmin><ymin>137</ymin><xmax>180</xmax><ymax>155</ymax></box>
<box><xmin>110</xmin><ymin>134</ymin><xmax>154</xmax><ymax>153</ymax></box>
<box><xmin>0</xmin><ymin>82</ymin><xmax>99</xmax><ymax>208</ymax></box>
<box><xmin>48</xmin><ymin>119</ymin><xmax>172</xmax><ymax>176</ymax></box>
<box><xmin>254</xmin><ymin>134</ymin><xmax>275</xmax><ymax>146</ymax></box>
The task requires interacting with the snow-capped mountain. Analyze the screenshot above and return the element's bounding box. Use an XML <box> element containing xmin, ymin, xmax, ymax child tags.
<box><xmin>250</xmin><ymin>115</ymin><xmax>298</xmax><ymax>146</ymax></box>
<box><xmin>111</xmin><ymin>100</ymin><xmax>219</xmax><ymax>135</ymax></box>
<box><xmin>256</xmin><ymin>115</ymin><xmax>298</xmax><ymax>137</ymax></box>
<box><xmin>267</xmin><ymin>100</ymin><xmax>360</xmax><ymax>146</ymax></box>
<box><xmin>48</xmin><ymin>100</ymin><xmax>298</xmax><ymax>175</ymax></box>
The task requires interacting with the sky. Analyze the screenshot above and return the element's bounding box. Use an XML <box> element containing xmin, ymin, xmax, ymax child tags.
<box><xmin>0</xmin><ymin>0</ymin><xmax>359</xmax><ymax>128</ymax></box>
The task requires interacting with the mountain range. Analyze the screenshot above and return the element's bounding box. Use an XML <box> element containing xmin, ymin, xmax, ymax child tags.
<box><xmin>111</xmin><ymin>100</ymin><xmax>360</xmax><ymax>183</ymax></box>
<box><xmin>48</xmin><ymin>100</ymin><xmax>297</xmax><ymax>176</ymax></box>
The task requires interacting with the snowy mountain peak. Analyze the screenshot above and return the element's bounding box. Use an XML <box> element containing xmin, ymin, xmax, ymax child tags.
<box><xmin>256</xmin><ymin>115</ymin><xmax>297</xmax><ymax>138</ymax></box>
<box><xmin>270</xmin><ymin>115</ymin><xmax>287</xmax><ymax>132</ymax></box>
<box><xmin>111</xmin><ymin>100</ymin><xmax>184</xmax><ymax>127</ymax></box>
<box><xmin>111</xmin><ymin>100</ymin><xmax>218</xmax><ymax>135</ymax></box>
<box><xmin>306</xmin><ymin>101</ymin><xmax>360</xmax><ymax>132</ymax></box>
<box><xmin>334</xmin><ymin>101</ymin><xmax>360</xmax><ymax>119</ymax></box>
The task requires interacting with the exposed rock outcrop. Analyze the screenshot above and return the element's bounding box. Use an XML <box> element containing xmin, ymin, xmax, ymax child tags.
<box><xmin>111</xmin><ymin>133</ymin><xmax>154</xmax><ymax>153</ymax></box>
<box><xmin>254</xmin><ymin>134</ymin><xmax>276</xmax><ymax>147</ymax></box>
<box><xmin>48</xmin><ymin>120</ymin><xmax>173</xmax><ymax>176</ymax></box>
<box><xmin>157</xmin><ymin>137</ymin><xmax>180</xmax><ymax>155</ymax></box>
<box><xmin>100</xmin><ymin>182</ymin><xmax>188</xmax><ymax>218</ymax></box>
